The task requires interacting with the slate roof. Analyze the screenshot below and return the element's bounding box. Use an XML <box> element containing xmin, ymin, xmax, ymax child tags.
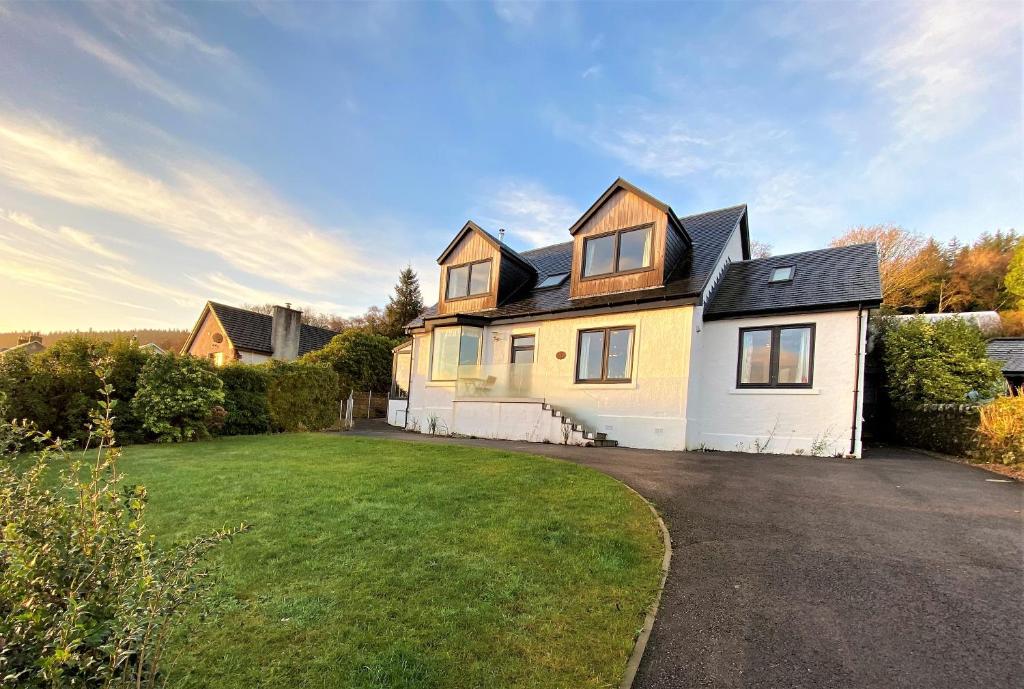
<box><xmin>208</xmin><ymin>302</ymin><xmax>338</xmax><ymax>356</ymax></box>
<box><xmin>409</xmin><ymin>204</ymin><xmax>749</xmax><ymax>327</ymax></box>
<box><xmin>704</xmin><ymin>244</ymin><xmax>882</xmax><ymax>319</ymax></box>
<box><xmin>986</xmin><ymin>338</ymin><xmax>1024</xmax><ymax>374</ymax></box>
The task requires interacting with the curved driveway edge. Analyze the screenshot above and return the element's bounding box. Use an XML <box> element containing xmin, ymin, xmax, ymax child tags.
<box><xmin>346</xmin><ymin>424</ymin><xmax>1024</xmax><ymax>689</ymax></box>
<box><xmin>617</xmin><ymin>482</ymin><xmax>672</xmax><ymax>689</ymax></box>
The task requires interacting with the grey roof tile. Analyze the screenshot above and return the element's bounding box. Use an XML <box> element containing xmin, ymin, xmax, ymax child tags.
<box><xmin>703</xmin><ymin>243</ymin><xmax>882</xmax><ymax>319</ymax></box>
<box><xmin>209</xmin><ymin>302</ymin><xmax>337</xmax><ymax>356</ymax></box>
<box><xmin>409</xmin><ymin>204</ymin><xmax>748</xmax><ymax>327</ymax></box>
<box><xmin>987</xmin><ymin>338</ymin><xmax>1024</xmax><ymax>374</ymax></box>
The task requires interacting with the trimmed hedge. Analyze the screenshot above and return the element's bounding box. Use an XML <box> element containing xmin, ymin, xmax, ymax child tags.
<box><xmin>265</xmin><ymin>360</ymin><xmax>339</xmax><ymax>432</ymax></box>
<box><xmin>892</xmin><ymin>403</ymin><xmax>981</xmax><ymax>456</ymax></box>
<box><xmin>218</xmin><ymin>364</ymin><xmax>272</xmax><ymax>436</ymax></box>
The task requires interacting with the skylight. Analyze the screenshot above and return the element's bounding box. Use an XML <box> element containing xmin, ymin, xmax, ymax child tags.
<box><xmin>769</xmin><ymin>266</ymin><xmax>795</xmax><ymax>283</ymax></box>
<box><xmin>537</xmin><ymin>273</ymin><xmax>568</xmax><ymax>289</ymax></box>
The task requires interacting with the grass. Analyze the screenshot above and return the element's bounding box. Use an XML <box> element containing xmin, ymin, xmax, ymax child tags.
<box><xmin>113</xmin><ymin>433</ymin><xmax>663</xmax><ymax>689</ymax></box>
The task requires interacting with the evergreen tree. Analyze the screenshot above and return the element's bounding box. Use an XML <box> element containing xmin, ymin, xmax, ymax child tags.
<box><xmin>384</xmin><ymin>266</ymin><xmax>424</xmax><ymax>338</ymax></box>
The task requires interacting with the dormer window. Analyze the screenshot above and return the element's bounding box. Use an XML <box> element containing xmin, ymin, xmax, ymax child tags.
<box><xmin>537</xmin><ymin>273</ymin><xmax>568</xmax><ymax>289</ymax></box>
<box><xmin>582</xmin><ymin>225</ymin><xmax>653</xmax><ymax>278</ymax></box>
<box><xmin>446</xmin><ymin>259</ymin><xmax>492</xmax><ymax>300</ymax></box>
<box><xmin>770</xmin><ymin>266</ymin><xmax>794</xmax><ymax>283</ymax></box>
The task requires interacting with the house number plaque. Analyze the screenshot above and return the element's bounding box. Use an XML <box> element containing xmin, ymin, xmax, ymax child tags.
<box><xmin>555</xmin><ymin>351</ymin><xmax>567</xmax><ymax>360</ymax></box>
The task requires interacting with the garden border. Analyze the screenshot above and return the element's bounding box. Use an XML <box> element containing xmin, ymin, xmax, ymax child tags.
<box><xmin>616</xmin><ymin>482</ymin><xmax>672</xmax><ymax>689</ymax></box>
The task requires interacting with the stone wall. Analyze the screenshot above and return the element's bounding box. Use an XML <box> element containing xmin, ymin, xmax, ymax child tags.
<box><xmin>893</xmin><ymin>403</ymin><xmax>980</xmax><ymax>457</ymax></box>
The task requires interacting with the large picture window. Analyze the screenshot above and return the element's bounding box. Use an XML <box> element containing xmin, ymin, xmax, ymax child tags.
<box><xmin>737</xmin><ymin>324</ymin><xmax>815</xmax><ymax>388</ymax></box>
<box><xmin>582</xmin><ymin>225</ymin><xmax>653</xmax><ymax>278</ymax></box>
<box><xmin>431</xmin><ymin>326</ymin><xmax>482</xmax><ymax>381</ymax></box>
<box><xmin>446</xmin><ymin>260</ymin><xmax>492</xmax><ymax>300</ymax></box>
<box><xmin>576</xmin><ymin>327</ymin><xmax>635</xmax><ymax>383</ymax></box>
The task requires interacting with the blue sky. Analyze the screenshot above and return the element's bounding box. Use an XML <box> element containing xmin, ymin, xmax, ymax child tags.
<box><xmin>0</xmin><ymin>0</ymin><xmax>1020</xmax><ymax>331</ymax></box>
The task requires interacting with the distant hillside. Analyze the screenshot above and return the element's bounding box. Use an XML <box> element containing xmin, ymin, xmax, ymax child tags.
<box><xmin>0</xmin><ymin>329</ymin><xmax>190</xmax><ymax>352</ymax></box>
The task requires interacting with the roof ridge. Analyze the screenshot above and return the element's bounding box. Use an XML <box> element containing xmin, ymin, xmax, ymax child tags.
<box><xmin>520</xmin><ymin>240</ymin><xmax>573</xmax><ymax>256</ymax></box>
<box><xmin>731</xmin><ymin>242</ymin><xmax>876</xmax><ymax>265</ymax></box>
<box><xmin>679</xmin><ymin>203</ymin><xmax>747</xmax><ymax>222</ymax></box>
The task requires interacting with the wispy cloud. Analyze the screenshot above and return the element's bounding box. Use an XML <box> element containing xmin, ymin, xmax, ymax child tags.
<box><xmin>62</xmin><ymin>26</ymin><xmax>206</xmax><ymax>113</ymax></box>
<box><xmin>581</xmin><ymin>64</ymin><xmax>602</xmax><ymax>79</ymax></box>
<box><xmin>187</xmin><ymin>272</ymin><xmax>359</xmax><ymax>316</ymax></box>
<box><xmin>1</xmin><ymin>208</ymin><xmax>130</xmax><ymax>262</ymax></box>
<box><xmin>0</xmin><ymin>210</ymin><xmax>196</xmax><ymax>313</ymax></box>
<box><xmin>475</xmin><ymin>179</ymin><xmax>578</xmax><ymax>248</ymax></box>
<box><xmin>493</xmin><ymin>1</ymin><xmax>542</xmax><ymax>27</ymax></box>
<box><xmin>0</xmin><ymin>113</ymin><xmax>386</xmax><ymax>293</ymax></box>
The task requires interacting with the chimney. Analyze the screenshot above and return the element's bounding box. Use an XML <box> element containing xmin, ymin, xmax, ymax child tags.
<box><xmin>271</xmin><ymin>304</ymin><xmax>302</xmax><ymax>361</ymax></box>
<box><xmin>498</xmin><ymin>228</ymin><xmax>506</xmax><ymax>243</ymax></box>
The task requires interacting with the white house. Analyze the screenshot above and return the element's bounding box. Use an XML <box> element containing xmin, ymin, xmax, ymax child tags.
<box><xmin>389</xmin><ymin>178</ymin><xmax>881</xmax><ymax>456</ymax></box>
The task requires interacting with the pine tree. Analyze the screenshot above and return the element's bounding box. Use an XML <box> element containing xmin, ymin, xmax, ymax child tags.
<box><xmin>384</xmin><ymin>266</ymin><xmax>424</xmax><ymax>338</ymax></box>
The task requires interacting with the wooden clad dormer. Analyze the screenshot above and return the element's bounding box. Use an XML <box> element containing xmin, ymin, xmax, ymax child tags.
<box><xmin>569</xmin><ymin>178</ymin><xmax>691</xmax><ymax>299</ymax></box>
<box><xmin>436</xmin><ymin>221</ymin><xmax>536</xmax><ymax>316</ymax></box>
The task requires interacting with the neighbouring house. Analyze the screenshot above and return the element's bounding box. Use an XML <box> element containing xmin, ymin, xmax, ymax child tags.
<box><xmin>986</xmin><ymin>338</ymin><xmax>1024</xmax><ymax>392</ymax></box>
<box><xmin>139</xmin><ymin>342</ymin><xmax>166</xmax><ymax>355</ymax></box>
<box><xmin>0</xmin><ymin>334</ymin><xmax>45</xmax><ymax>357</ymax></box>
<box><xmin>388</xmin><ymin>177</ymin><xmax>882</xmax><ymax>455</ymax></box>
<box><xmin>181</xmin><ymin>301</ymin><xmax>337</xmax><ymax>365</ymax></box>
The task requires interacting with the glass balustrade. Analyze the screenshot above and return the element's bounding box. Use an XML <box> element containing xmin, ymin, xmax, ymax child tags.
<box><xmin>456</xmin><ymin>363</ymin><xmax>538</xmax><ymax>399</ymax></box>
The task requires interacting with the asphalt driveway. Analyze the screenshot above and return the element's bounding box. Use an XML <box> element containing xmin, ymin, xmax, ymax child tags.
<box><xmin>350</xmin><ymin>422</ymin><xmax>1023</xmax><ymax>689</ymax></box>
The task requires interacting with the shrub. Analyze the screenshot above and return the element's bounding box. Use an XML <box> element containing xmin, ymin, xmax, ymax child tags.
<box><xmin>301</xmin><ymin>330</ymin><xmax>397</xmax><ymax>393</ymax></box>
<box><xmin>881</xmin><ymin>316</ymin><xmax>1005</xmax><ymax>404</ymax></box>
<box><xmin>0</xmin><ymin>337</ymin><xmax>152</xmax><ymax>444</ymax></box>
<box><xmin>0</xmin><ymin>360</ymin><xmax>246</xmax><ymax>688</ymax></box>
<box><xmin>265</xmin><ymin>360</ymin><xmax>339</xmax><ymax>432</ymax></box>
<box><xmin>218</xmin><ymin>364</ymin><xmax>272</xmax><ymax>436</ymax></box>
<box><xmin>975</xmin><ymin>396</ymin><xmax>1024</xmax><ymax>465</ymax></box>
<box><xmin>132</xmin><ymin>353</ymin><xmax>225</xmax><ymax>442</ymax></box>
<box><xmin>24</xmin><ymin>336</ymin><xmax>100</xmax><ymax>443</ymax></box>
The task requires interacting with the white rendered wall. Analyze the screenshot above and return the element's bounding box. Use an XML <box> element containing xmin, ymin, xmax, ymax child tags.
<box><xmin>695</xmin><ymin>309</ymin><xmax>867</xmax><ymax>457</ymax></box>
<box><xmin>404</xmin><ymin>305</ymin><xmax>695</xmax><ymax>450</ymax></box>
<box><xmin>386</xmin><ymin>399</ymin><xmax>408</xmax><ymax>427</ymax></box>
<box><xmin>686</xmin><ymin>217</ymin><xmax>746</xmax><ymax>449</ymax></box>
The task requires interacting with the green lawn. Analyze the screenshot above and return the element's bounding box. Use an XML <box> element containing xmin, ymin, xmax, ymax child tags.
<box><xmin>117</xmin><ymin>433</ymin><xmax>663</xmax><ymax>689</ymax></box>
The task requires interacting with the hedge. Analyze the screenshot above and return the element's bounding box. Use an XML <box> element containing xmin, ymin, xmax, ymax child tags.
<box><xmin>218</xmin><ymin>364</ymin><xmax>272</xmax><ymax>436</ymax></box>
<box><xmin>264</xmin><ymin>360</ymin><xmax>340</xmax><ymax>432</ymax></box>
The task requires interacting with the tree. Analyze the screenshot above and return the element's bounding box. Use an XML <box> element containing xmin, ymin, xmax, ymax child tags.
<box><xmin>881</xmin><ymin>317</ymin><xmax>1005</xmax><ymax>405</ymax></box>
<box><xmin>1006</xmin><ymin>242</ymin><xmax>1024</xmax><ymax>309</ymax></box>
<box><xmin>384</xmin><ymin>265</ymin><xmax>425</xmax><ymax>338</ymax></box>
<box><xmin>132</xmin><ymin>353</ymin><xmax>225</xmax><ymax>442</ymax></box>
<box><xmin>301</xmin><ymin>329</ymin><xmax>397</xmax><ymax>393</ymax></box>
<box><xmin>944</xmin><ymin>230</ymin><xmax>1020</xmax><ymax>311</ymax></box>
<box><xmin>750</xmin><ymin>241</ymin><xmax>772</xmax><ymax>259</ymax></box>
<box><xmin>908</xmin><ymin>239</ymin><xmax>952</xmax><ymax>312</ymax></box>
<box><xmin>831</xmin><ymin>225</ymin><xmax>933</xmax><ymax>309</ymax></box>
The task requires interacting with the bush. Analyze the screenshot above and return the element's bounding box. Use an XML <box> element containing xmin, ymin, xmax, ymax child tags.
<box><xmin>265</xmin><ymin>360</ymin><xmax>339</xmax><ymax>432</ymax></box>
<box><xmin>218</xmin><ymin>364</ymin><xmax>272</xmax><ymax>436</ymax></box>
<box><xmin>882</xmin><ymin>316</ymin><xmax>1005</xmax><ymax>404</ymax></box>
<box><xmin>132</xmin><ymin>353</ymin><xmax>225</xmax><ymax>442</ymax></box>
<box><xmin>0</xmin><ymin>360</ymin><xmax>246</xmax><ymax>688</ymax></box>
<box><xmin>301</xmin><ymin>330</ymin><xmax>397</xmax><ymax>393</ymax></box>
<box><xmin>0</xmin><ymin>337</ymin><xmax>152</xmax><ymax>444</ymax></box>
<box><xmin>975</xmin><ymin>396</ymin><xmax>1024</xmax><ymax>465</ymax></box>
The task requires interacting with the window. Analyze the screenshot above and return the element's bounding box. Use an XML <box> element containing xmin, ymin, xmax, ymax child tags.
<box><xmin>446</xmin><ymin>260</ymin><xmax>492</xmax><ymax>300</ymax></box>
<box><xmin>536</xmin><ymin>273</ymin><xmax>568</xmax><ymax>289</ymax></box>
<box><xmin>391</xmin><ymin>346</ymin><xmax>412</xmax><ymax>399</ymax></box>
<box><xmin>737</xmin><ymin>324</ymin><xmax>815</xmax><ymax>388</ymax></box>
<box><xmin>769</xmin><ymin>266</ymin><xmax>795</xmax><ymax>283</ymax></box>
<box><xmin>511</xmin><ymin>334</ymin><xmax>535</xmax><ymax>364</ymax></box>
<box><xmin>430</xmin><ymin>326</ymin><xmax>482</xmax><ymax>381</ymax></box>
<box><xmin>576</xmin><ymin>327</ymin><xmax>635</xmax><ymax>383</ymax></box>
<box><xmin>582</xmin><ymin>225</ymin><xmax>653</xmax><ymax>278</ymax></box>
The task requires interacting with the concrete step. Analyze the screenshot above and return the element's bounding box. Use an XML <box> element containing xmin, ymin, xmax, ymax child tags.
<box><xmin>590</xmin><ymin>439</ymin><xmax>618</xmax><ymax>447</ymax></box>
<box><xmin>584</xmin><ymin>431</ymin><xmax>607</xmax><ymax>441</ymax></box>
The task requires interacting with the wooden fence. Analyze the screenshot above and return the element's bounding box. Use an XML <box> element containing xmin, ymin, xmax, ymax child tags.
<box><xmin>346</xmin><ymin>390</ymin><xmax>389</xmax><ymax>420</ymax></box>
